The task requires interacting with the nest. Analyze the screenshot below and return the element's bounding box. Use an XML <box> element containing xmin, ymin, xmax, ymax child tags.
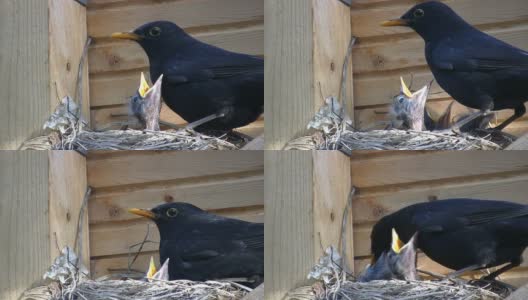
<box><xmin>286</xmin><ymin>128</ymin><xmax>503</xmax><ymax>152</ymax></box>
<box><xmin>21</xmin><ymin>247</ymin><xmax>250</xmax><ymax>300</ymax></box>
<box><xmin>22</xmin><ymin>279</ymin><xmax>249</xmax><ymax>300</ymax></box>
<box><xmin>286</xmin><ymin>279</ymin><xmax>505</xmax><ymax>300</ymax></box>
<box><xmin>20</xmin><ymin>97</ymin><xmax>241</xmax><ymax>151</ymax></box>
<box><xmin>285</xmin><ymin>98</ymin><xmax>508</xmax><ymax>152</ymax></box>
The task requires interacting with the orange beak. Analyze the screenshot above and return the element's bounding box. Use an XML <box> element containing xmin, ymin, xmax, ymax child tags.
<box><xmin>381</xmin><ymin>19</ymin><xmax>410</xmax><ymax>27</ymax></box>
<box><xmin>128</xmin><ymin>208</ymin><xmax>157</xmax><ymax>220</ymax></box>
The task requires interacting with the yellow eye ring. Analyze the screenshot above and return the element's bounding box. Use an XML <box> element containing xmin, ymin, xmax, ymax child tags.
<box><xmin>166</xmin><ymin>208</ymin><xmax>179</xmax><ymax>217</ymax></box>
<box><xmin>414</xmin><ymin>9</ymin><xmax>425</xmax><ymax>18</ymax></box>
<box><xmin>150</xmin><ymin>27</ymin><xmax>162</xmax><ymax>37</ymax></box>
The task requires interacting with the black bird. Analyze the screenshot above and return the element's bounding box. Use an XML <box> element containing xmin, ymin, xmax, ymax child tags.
<box><xmin>112</xmin><ymin>21</ymin><xmax>263</xmax><ymax>131</ymax></box>
<box><xmin>128</xmin><ymin>203</ymin><xmax>264</xmax><ymax>286</ymax></box>
<box><xmin>371</xmin><ymin>199</ymin><xmax>528</xmax><ymax>280</ymax></box>
<box><xmin>383</xmin><ymin>1</ymin><xmax>528</xmax><ymax>131</ymax></box>
<box><xmin>359</xmin><ymin>229</ymin><xmax>418</xmax><ymax>282</ymax></box>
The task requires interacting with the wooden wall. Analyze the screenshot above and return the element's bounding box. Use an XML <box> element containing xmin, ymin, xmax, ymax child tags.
<box><xmin>87</xmin><ymin>0</ymin><xmax>264</xmax><ymax>136</ymax></box>
<box><xmin>87</xmin><ymin>151</ymin><xmax>264</xmax><ymax>278</ymax></box>
<box><xmin>350</xmin><ymin>0</ymin><xmax>528</xmax><ymax>136</ymax></box>
<box><xmin>0</xmin><ymin>151</ymin><xmax>89</xmax><ymax>300</ymax></box>
<box><xmin>351</xmin><ymin>151</ymin><xmax>528</xmax><ymax>286</ymax></box>
<box><xmin>0</xmin><ymin>0</ymin><xmax>89</xmax><ymax>150</ymax></box>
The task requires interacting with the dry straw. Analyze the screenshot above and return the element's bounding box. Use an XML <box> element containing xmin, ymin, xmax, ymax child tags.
<box><xmin>285</xmin><ymin>279</ymin><xmax>504</xmax><ymax>300</ymax></box>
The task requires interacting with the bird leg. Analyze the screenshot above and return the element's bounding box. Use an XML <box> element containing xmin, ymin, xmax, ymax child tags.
<box><xmin>446</xmin><ymin>264</ymin><xmax>484</xmax><ymax>279</ymax></box>
<box><xmin>186</xmin><ymin>112</ymin><xmax>226</xmax><ymax>130</ymax></box>
<box><xmin>449</xmin><ymin>109</ymin><xmax>492</xmax><ymax>133</ymax></box>
<box><xmin>493</xmin><ymin>105</ymin><xmax>526</xmax><ymax>131</ymax></box>
<box><xmin>482</xmin><ymin>260</ymin><xmax>521</xmax><ymax>280</ymax></box>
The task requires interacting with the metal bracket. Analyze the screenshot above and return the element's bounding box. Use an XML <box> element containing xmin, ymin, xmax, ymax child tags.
<box><xmin>75</xmin><ymin>0</ymin><xmax>88</xmax><ymax>6</ymax></box>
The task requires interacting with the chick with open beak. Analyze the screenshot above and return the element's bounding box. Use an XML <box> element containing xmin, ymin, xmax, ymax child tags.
<box><xmin>128</xmin><ymin>73</ymin><xmax>163</xmax><ymax>131</ymax></box>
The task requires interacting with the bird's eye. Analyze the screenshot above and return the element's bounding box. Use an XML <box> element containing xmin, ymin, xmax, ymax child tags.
<box><xmin>166</xmin><ymin>208</ymin><xmax>179</xmax><ymax>217</ymax></box>
<box><xmin>414</xmin><ymin>9</ymin><xmax>425</xmax><ymax>18</ymax></box>
<box><xmin>149</xmin><ymin>27</ymin><xmax>162</xmax><ymax>37</ymax></box>
<box><xmin>399</xmin><ymin>97</ymin><xmax>405</xmax><ymax>104</ymax></box>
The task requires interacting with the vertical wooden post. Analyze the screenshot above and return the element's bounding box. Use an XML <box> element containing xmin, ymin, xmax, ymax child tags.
<box><xmin>0</xmin><ymin>0</ymin><xmax>89</xmax><ymax>150</ymax></box>
<box><xmin>265</xmin><ymin>151</ymin><xmax>353</xmax><ymax>300</ymax></box>
<box><xmin>265</xmin><ymin>0</ymin><xmax>353</xmax><ymax>150</ymax></box>
<box><xmin>0</xmin><ymin>151</ymin><xmax>89</xmax><ymax>300</ymax></box>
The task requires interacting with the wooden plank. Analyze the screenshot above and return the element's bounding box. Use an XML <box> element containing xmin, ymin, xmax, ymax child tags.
<box><xmin>265</xmin><ymin>0</ymin><xmax>352</xmax><ymax>149</ymax></box>
<box><xmin>49</xmin><ymin>0</ymin><xmax>90</xmax><ymax>123</ymax></box>
<box><xmin>264</xmin><ymin>151</ymin><xmax>314</xmax><ymax>300</ymax></box>
<box><xmin>89</xmin><ymin>173</ymin><xmax>264</xmax><ymax>223</ymax></box>
<box><xmin>87</xmin><ymin>0</ymin><xmax>264</xmax><ymax>39</ymax></box>
<box><xmin>350</xmin><ymin>152</ymin><xmax>528</xmax><ymax>188</ymax></box>
<box><xmin>49</xmin><ymin>151</ymin><xmax>90</xmax><ymax>270</ymax></box>
<box><xmin>89</xmin><ymin>26</ymin><xmax>263</xmax><ymax>76</ymax></box>
<box><xmin>87</xmin><ymin>151</ymin><xmax>264</xmax><ymax>188</ymax></box>
<box><xmin>350</xmin><ymin>0</ymin><xmax>528</xmax><ymax>39</ymax></box>
<box><xmin>313</xmin><ymin>151</ymin><xmax>354</xmax><ymax>272</ymax></box>
<box><xmin>0</xmin><ymin>0</ymin><xmax>49</xmax><ymax>149</ymax></box>
<box><xmin>90</xmin><ymin>207</ymin><xmax>264</xmax><ymax>257</ymax></box>
<box><xmin>507</xmin><ymin>133</ymin><xmax>528</xmax><ymax>150</ymax></box>
<box><xmin>0</xmin><ymin>152</ymin><xmax>49</xmax><ymax>300</ymax></box>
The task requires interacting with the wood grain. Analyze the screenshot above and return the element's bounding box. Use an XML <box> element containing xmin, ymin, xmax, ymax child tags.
<box><xmin>0</xmin><ymin>1</ymin><xmax>49</xmax><ymax>149</ymax></box>
<box><xmin>49</xmin><ymin>0</ymin><xmax>90</xmax><ymax>122</ymax></box>
<box><xmin>0</xmin><ymin>152</ymin><xmax>49</xmax><ymax>300</ymax></box>
<box><xmin>87</xmin><ymin>151</ymin><xmax>264</xmax><ymax>188</ymax></box>
<box><xmin>87</xmin><ymin>0</ymin><xmax>263</xmax><ymax>39</ymax></box>
<box><xmin>265</xmin><ymin>151</ymin><xmax>314</xmax><ymax>300</ymax></box>
<box><xmin>350</xmin><ymin>151</ymin><xmax>528</xmax><ymax>188</ymax></box>
<box><xmin>313</xmin><ymin>151</ymin><xmax>354</xmax><ymax>272</ymax></box>
<box><xmin>49</xmin><ymin>151</ymin><xmax>90</xmax><ymax>269</ymax></box>
<box><xmin>265</xmin><ymin>0</ymin><xmax>352</xmax><ymax>149</ymax></box>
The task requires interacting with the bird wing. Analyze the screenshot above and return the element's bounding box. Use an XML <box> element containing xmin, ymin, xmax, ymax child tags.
<box><xmin>430</xmin><ymin>34</ymin><xmax>528</xmax><ymax>73</ymax></box>
<box><xmin>414</xmin><ymin>205</ymin><xmax>528</xmax><ymax>233</ymax></box>
<box><xmin>163</xmin><ymin>59</ymin><xmax>264</xmax><ymax>85</ymax></box>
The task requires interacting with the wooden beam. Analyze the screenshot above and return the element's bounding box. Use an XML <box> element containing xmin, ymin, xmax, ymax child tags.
<box><xmin>0</xmin><ymin>0</ymin><xmax>88</xmax><ymax>150</ymax></box>
<box><xmin>265</xmin><ymin>0</ymin><xmax>353</xmax><ymax>149</ymax></box>
<box><xmin>265</xmin><ymin>151</ymin><xmax>352</xmax><ymax>300</ymax></box>
<box><xmin>507</xmin><ymin>134</ymin><xmax>528</xmax><ymax>150</ymax></box>
<box><xmin>0</xmin><ymin>151</ymin><xmax>89</xmax><ymax>300</ymax></box>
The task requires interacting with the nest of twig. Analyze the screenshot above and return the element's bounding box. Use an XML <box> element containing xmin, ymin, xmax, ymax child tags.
<box><xmin>21</xmin><ymin>128</ymin><xmax>239</xmax><ymax>151</ymax></box>
<box><xmin>285</xmin><ymin>98</ymin><xmax>507</xmax><ymax>152</ymax></box>
<box><xmin>286</xmin><ymin>279</ymin><xmax>505</xmax><ymax>300</ymax></box>
<box><xmin>22</xmin><ymin>278</ymin><xmax>249</xmax><ymax>300</ymax></box>
<box><xmin>286</xmin><ymin>127</ymin><xmax>503</xmax><ymax>152</ymax></box>
<box><xmin>20</xmin><ymin>97</ymin><xmax>240</xmax><ymax>151</ymax></box>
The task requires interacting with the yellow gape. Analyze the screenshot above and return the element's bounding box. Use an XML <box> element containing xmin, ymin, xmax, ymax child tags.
<box><xmin>139</xmin><ymin>72</ymin><xmax>151</xmax><ymax>98</ymax></box>
<box><xmin>146</xmin><ymin>256</ymin><xmax>157</xmax><ymax>280</ymax></box>
<box><xmin>391</xmin><ymin>228</ymin><xmax>405</xmax><ymax>254</ymax></box>
<box><xmin>400</xmin><ymin>77</ymin><xmax>413</xmax><ymax>98</ymax></box>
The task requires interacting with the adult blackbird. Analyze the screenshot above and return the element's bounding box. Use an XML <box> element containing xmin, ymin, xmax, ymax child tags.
<box><xmin>112</xmin><ymin>21</ymin><xmax>264</xmax><ymax>131</ymax></box>
<box><xmin>383</xmin><ymin>1</ymin><xmax>528</xmax><ymax>131</ymax></box>
<box><xmin>371</xmin><ymin>199</ymin><xmax>528</xmax><ymax>280</ymax></box>
<box><xmin>128</xmin><ymin>203</ymin><xmax>264</xmax><ymax>286</ymax></box>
